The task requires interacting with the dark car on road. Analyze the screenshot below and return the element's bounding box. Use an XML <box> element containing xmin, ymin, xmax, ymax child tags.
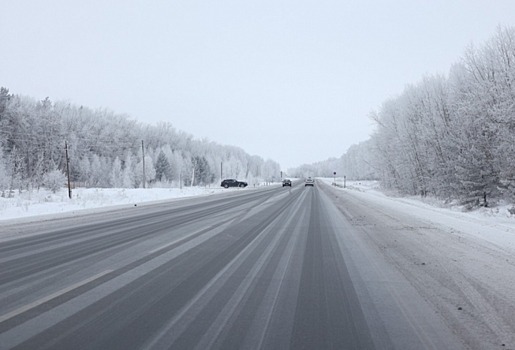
<box><xmin>282</xmin><ymin>179</ymin><xmax>292</xmax><ymax>187</ymax></box>
<box><xmin>221</xmin><ymin>179</ymin><xmax>248</xmax><ymax>188</ymax></box>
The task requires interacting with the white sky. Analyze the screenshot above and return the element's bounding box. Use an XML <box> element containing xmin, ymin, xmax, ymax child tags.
<box><xmin>2</xmin><ymin>1</ymin><xmax>515</xmax><ymax>170</ymax></box>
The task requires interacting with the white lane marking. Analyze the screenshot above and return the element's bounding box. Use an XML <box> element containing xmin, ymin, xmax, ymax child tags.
<box><xmin>0</xmin><ymin>270</ymin><xmax>112</xmax><ymax>324</ymax></box>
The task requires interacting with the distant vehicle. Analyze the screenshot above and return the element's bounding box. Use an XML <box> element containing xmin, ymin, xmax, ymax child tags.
<box><xmin>221</xmin><ymin>179</ymin><xmax>248</xmax><ymax>188</ymax></box>
<box><xmin>282</xmin><ymin>179</ymin><xmax>292</xmax><ymax>187</ymax></box>
<box><xmin>305</xmin><ymin>177</ymin><xmax>314</xmax><ymax>187</ymax></box>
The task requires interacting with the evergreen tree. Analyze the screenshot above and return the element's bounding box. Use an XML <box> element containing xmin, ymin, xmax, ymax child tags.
<box><xmin>155</xmin><ymin>151</ymin><xmax>172</xmax><ymax>182</ymax></box>
<box><xmin>192</xmin><ymin>156</ymin><xmax>213</xmax><ymax>185</ymax></box>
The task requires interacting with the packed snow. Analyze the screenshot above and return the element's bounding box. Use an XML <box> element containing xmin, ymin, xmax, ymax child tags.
<box><xmin>321</xmin><ymin>178</ymin><xmax>515</xmax><ymax>348</ymax></box>
<box><xmin>325</xmin><ymin>178</ymin><xmax>515</xmax><ymax>249</ymax></box>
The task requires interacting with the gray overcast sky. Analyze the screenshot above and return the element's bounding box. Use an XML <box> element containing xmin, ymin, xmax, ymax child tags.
<box><xmin>2</xmin><ymin>1</ymin><xmax>515</xmax><ymax>170</ymax></box>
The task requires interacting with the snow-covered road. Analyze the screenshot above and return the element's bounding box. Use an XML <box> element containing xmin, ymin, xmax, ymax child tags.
<box><xmin>321</xmin><ymin>180</ymin><xmax>515</xmax><ymax>349</ymax></box>
<box><xmin>1</xmin><ymin>181</ymin><xmax>514</xmax><ymax>349</ymax></box>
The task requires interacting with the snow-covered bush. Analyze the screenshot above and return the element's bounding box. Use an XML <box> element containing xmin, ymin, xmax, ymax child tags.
<box><xmin>43</xmin><ymin>170</ymin><xmax>66</xmax><ymax>193</ymax></box>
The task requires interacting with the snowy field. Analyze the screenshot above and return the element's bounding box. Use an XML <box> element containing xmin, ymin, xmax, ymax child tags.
<box><xmin>0</xmin><ymin>186</ymin><xmax>243</xmax><ymax>223</ymax></box>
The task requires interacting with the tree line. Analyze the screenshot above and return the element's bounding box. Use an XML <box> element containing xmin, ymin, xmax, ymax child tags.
<box><xmin>0</xmin><ymin>91</ymin><xmax>280</xmax><ymax>196</ymax></box>
<box><xmin>290</xmin><ymin>26</ymin><xmax>515</xmax><ymax>207</ymax></box>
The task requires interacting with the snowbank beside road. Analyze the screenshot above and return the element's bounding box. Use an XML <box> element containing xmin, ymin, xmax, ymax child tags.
<box><xmin>0</xmin><ymin>187</ymin><xmax>227</xmax><ymax>222</ymax></box>
<box><xmin>327</xmin><ymin>178</ymin><xmax>515</xmax><ymax>220</ymax></box>
<box><xmin>322</xmin><ymin>178</ymin><xmax>515</xmax><ymax>250</ymax></box>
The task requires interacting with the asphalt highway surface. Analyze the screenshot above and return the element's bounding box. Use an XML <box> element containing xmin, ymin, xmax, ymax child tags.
<box><xmin>0</xmin><ymin>182</ymin><xmax>464</xmax><ymax>349</ymax></box>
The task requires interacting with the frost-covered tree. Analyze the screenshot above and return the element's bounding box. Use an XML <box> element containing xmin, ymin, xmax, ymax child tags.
<box><xmin>43</xmin><ymin>170</ymin><xmax>66</xmax><ymax>194</ymax></box>
<box><xmin>341</xmin><ymin>141</ymin><xmax>378</xmax><ymax>180</ymax></box>
<box><xmin>368</xmin><ymin>26</ymin><xmax>515</xmax><ymax>204</ymax></box>
<box><xmin>111</xmin><ymin>157</ymin><xmax>123</xmax><ymax>188</ymax></box>
<box><xmin>191</xmin><ymin>156</ymin><xmax>213</xmax><ymax>185</ymax></box>
<box><xmin>0</xmin><ymin>147</ymin><xmax>9</xmax><ymax>197</ymax></box>
<box><xmin>262</xmin><ymin>159</ymin><xmax>280</xmax><ymax>182</ymax></box>
<box><xmin>121</xmin><ymin>152</ymin><xmax>135</xmax><ymax>188</ymax></box>
<box><xmin>289</xmin><ymin>26</ymin><xmax>515</xmax><ymax>206</ymax></box>
<box><xmin>135</xmin><ymin>154</ymin><xmax>155</xmax><ymax>187</ymax></box>
<box><xmin>155</xmin><ymin>151</ymin><xmax>172</xmax><ymax>182</ymax></box>
<box><xmin>78</xmin><ymin>157</ymin><xmax>91</xmax><ymax>186</ymax></box>
<box><xmin>0</xmin><ymin>85</ymin><xmax>280</xmax><ymax>191</ymax></box>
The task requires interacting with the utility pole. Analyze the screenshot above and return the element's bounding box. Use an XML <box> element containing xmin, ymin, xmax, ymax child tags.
<box><xmin>141</xmin><ymin>140</ymin><xmax>146</xmax><ymax>188</ymax></box>
<box><xmin>220</xmin><ymin>161</ymin><xmax>223</xmax><ymax>180</ymax></box>
<box><xmin>65</xmin><ymin>141</ymin><xmax>72</xmax><ymax>199</ymax></box>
